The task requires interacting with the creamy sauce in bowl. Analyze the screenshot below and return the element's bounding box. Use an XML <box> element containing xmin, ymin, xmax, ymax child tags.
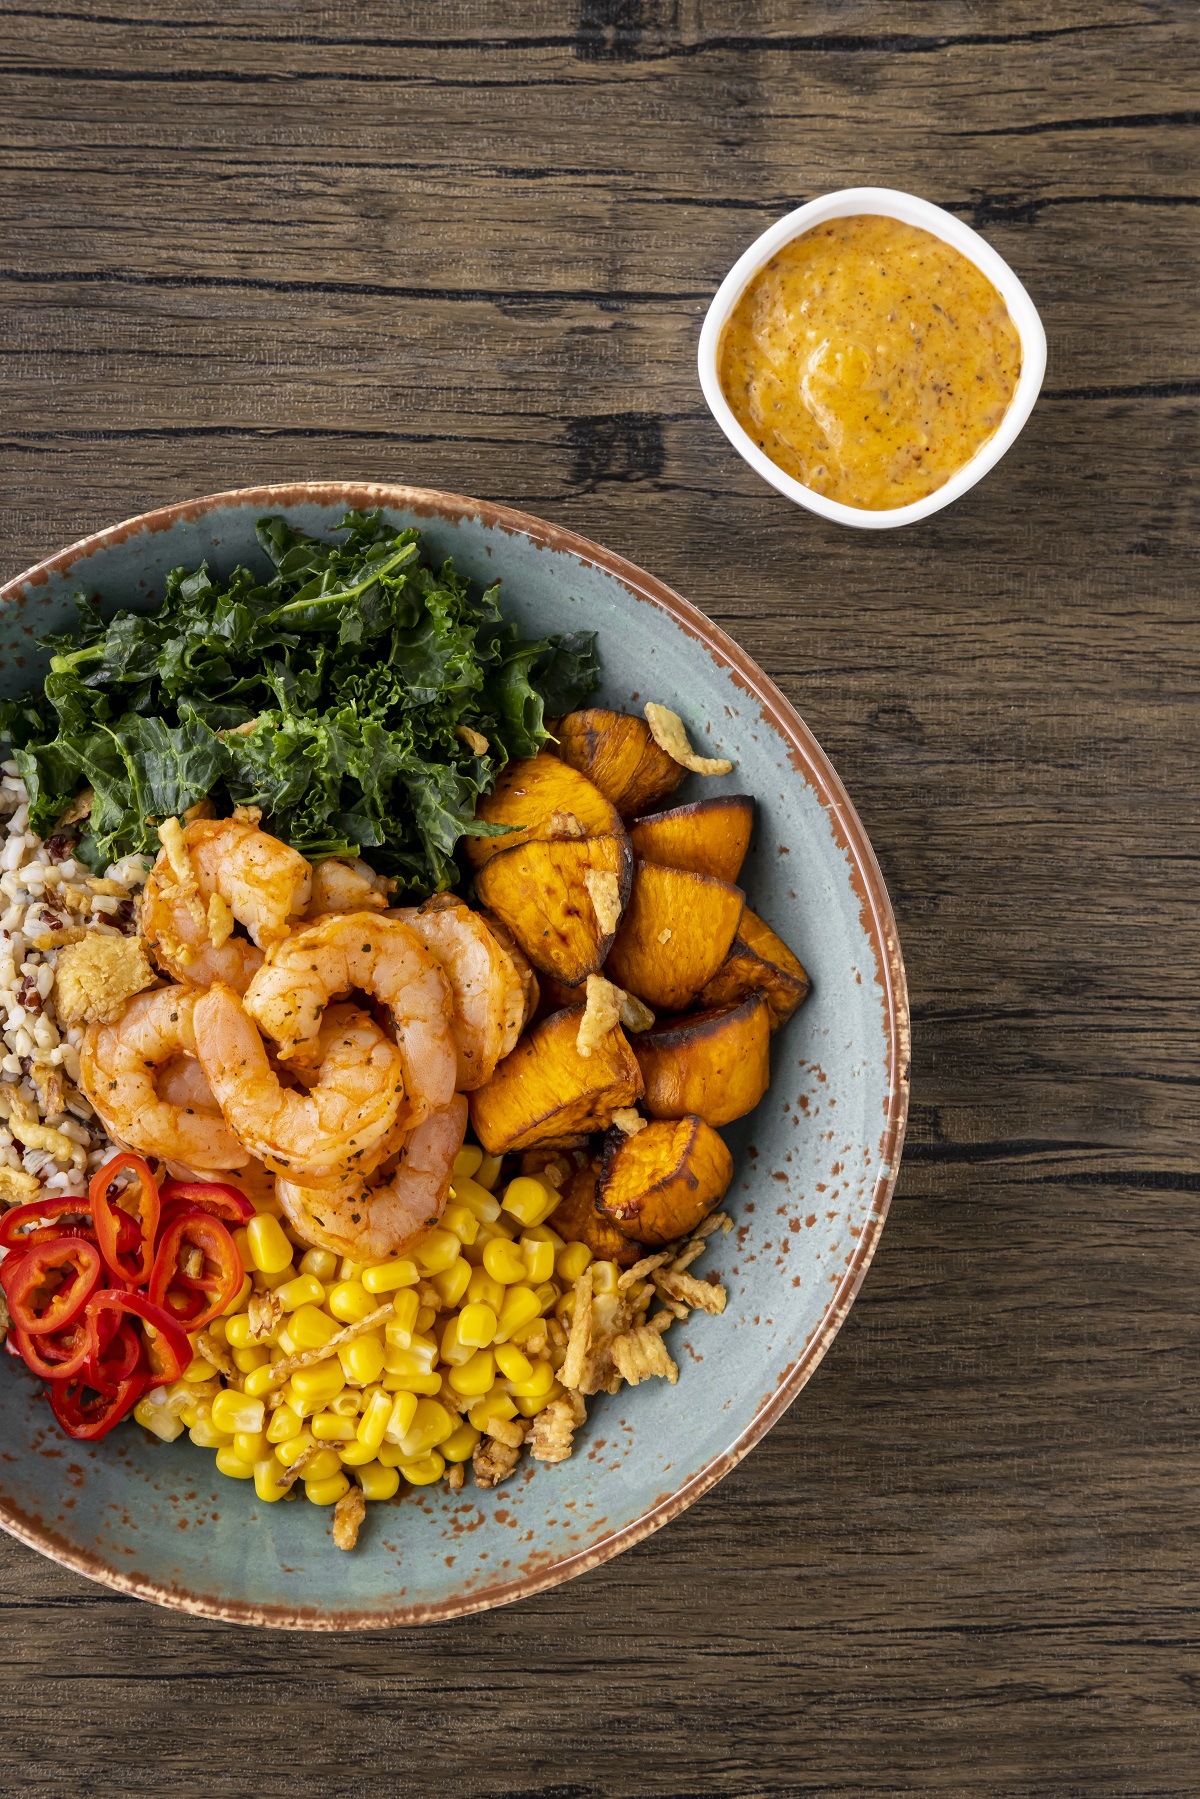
<box><xmin>717</xmin><ymin>214</ymin><xmax>1022</xmax><ymax>512</ymax></box>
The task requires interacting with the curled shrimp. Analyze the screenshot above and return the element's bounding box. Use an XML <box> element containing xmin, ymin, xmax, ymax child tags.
<box><xmin>276</xmin><ymin>1095</ymin><xmax>467</xmax><ymax>1262</ymax></box>
<box><xmin>141</xmin><ymin>816</ymin><xmax>312</xmax><ymax>993</ymax></box>
<box><xmin>192</xmin><ymin>984</ymin><xmax>406</xmax><ymax>1184</ymax></box>
<box><xmin>243</xmin><ymin>911</ymin><xmax>456</xmax><ymax>1125</ymax></box>
<box><xmin>80</xmin><ymin>985</ymin><xmax>248</xmax><ymax>1171</ymax></box>
<box><xmin>306</xmin><ymin>857</ymin><xmax>394</xmax><ymax>919</ymax></box>
<box><xmin>391</xmin><ymin>896</ymin><xmax>532</xmax><ymax>1090</ymax></box>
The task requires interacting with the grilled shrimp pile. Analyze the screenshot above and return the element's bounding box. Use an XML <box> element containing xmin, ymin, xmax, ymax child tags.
<box><xmin>79</xmin><ymin>816</ymin><xmax>537</xmax><ymax>1262</ymax></box>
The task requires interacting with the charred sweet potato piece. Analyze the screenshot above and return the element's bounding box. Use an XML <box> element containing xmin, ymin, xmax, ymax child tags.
<box><xmin>694</xmin><ymin>908</ymin><xmax>810</xmax><ymax>1030</ymax></box>
<box><xmin>628</xmin><ymin>795</ymin><xmax>755</xmax><ymax>884</ymax></box>
<box><xmin>634</xmin><ymin>992</ymin><xmax>770</xmax><ymax>1127</ymax></box>
<box><xmin>468</xmin><ymin>1005</ymin><xmax>643</xmax><ymax>1155</ymax></box>
<box><xmin>597</xmin><ymin>1116</ymin><xmax>733</xmax><ymax>1246</ymax></box>
<box><xmin>474</xmin><ymin>832</ymin><xmax>632</xmax><ymax>985</ymax></box>
<box><xmin>548</xmin><ymin>1158</ymin><xmax>643</xmax><ymax>1268</ymax></box>
<box><xmin>554</xmin><ymin>709</ymin><xmax>684</xmax><ymax>817</ymax></box>
<box><xmin>465</xmin><ymin>751</ymin><xmax>624</xmax><ymax>870</ymax></box>
<box><xmin>604</xmin><ymin>862</ymin><xmax>744</xmax><ymax>1010</ymax></box>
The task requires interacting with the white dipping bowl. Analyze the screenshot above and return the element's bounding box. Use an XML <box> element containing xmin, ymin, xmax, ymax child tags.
<box><xmin>697</xmin><ymin>186</ymin><xmax>1047</xmax><ymax>530</ymax></box>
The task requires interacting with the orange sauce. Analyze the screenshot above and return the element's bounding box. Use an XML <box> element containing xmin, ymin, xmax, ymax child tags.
<box><xmin>717</xmin><ymin>215</ymin><xmax>1022</xmax><ymax>510</ymax></box>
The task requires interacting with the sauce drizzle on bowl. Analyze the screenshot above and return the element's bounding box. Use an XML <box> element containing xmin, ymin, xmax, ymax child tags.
<box><xmin>716</xmin><ymin>214</ymin><xmax>1022</xmax><ymax>512</ymax></box>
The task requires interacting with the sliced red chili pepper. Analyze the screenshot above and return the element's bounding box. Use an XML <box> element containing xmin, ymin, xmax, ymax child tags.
<box><xmin>47</xmin><ymin>1368</ymin><xmax>148</xmax><ymax>1441</ymax></box>
<box><xmin>89</xmin><ymin>1152</ymin><xmax>160</xmax><ymax>1286</ymax></box>
<box><xmin>87</xmin><ymin>1318</ymin><xmax>144</xmax><ymax>1395</ymax></box>
<box><xmin>0</xmin><ymin>1194</ymin><xmax>94</xmax><ymax>1248</ymax></box>
<box><xmin>86</xmin><ymin>1289</ymin><xmax>191</xmax><ymax>1385</ymax></box>
<box><xmin>148</xmin><ymin>1211</ymin><xmax>243</xmax><ymax>1331</ymax></box>
<box><xmin>5</xmin><ymin>1235</ymin><xmax>103</xmax><ymax>1337</ymax></box>
<box><xmin>157</xmin><ymin>1179</ymin><xmax>255</xmax><ymax>1229</ymax></box>
<box><xmin>13</xmin><ymin>1318</ymin><xmax>95</xmax><ymax>1381</ymax></box>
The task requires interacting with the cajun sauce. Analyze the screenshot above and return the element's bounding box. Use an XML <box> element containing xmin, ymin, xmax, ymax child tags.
<box><xmin>717</xmin><ymin>214</ymin><xmax>1022</xmax><ymax>510</ymax></box>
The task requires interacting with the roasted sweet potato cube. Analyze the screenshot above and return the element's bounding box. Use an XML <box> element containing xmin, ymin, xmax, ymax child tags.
<box><xmin>474</xmin><ymin>832</ymin><xmax>632</xmax><ymax>985</ymax></box>
<box><xmin>468</xmin><ymin>1005</ymin><xmax>643</xmax><ymax>1155</ymax></box>
<box><xmin>604</xmin><ymin>861</ymin><xmax>744</xmax><ymax>1010</ymax></box>
<box><xmin>533</xmin><ymin>970</ymin><xmax>586</xmax><ymax>1022</ymax></box>
<box><xmin>628</xmin><ymin>795</ymin><xmax>755</xmax><ymax>883</ymax></box>
<box><xmin>554</xmin><ymin>709</ymin><xmax>684</xmax><ymax>817</ymax></box>
<box><xmin>597</xmin><ymin>1116</ymin><xmax>733</xmax><ymax>1246</ymax></box>
<box><xmin>694</xmin><ymin>908</ymin><xmax>810</xmax><ymax>1030</ymax></box>
<box><xmin>633</xmin><ymin>992</ymin><xmax>770</xmax><ymax>1127</ymax></box>
<box><xmin>548</xmin><ymin>1158</ymin><xmax>643</xmax><ymax>1267</ymax></box>
<box><xmin>465</xmin><ymin>751</ymin><xmax>624</xmax><ymax>870</ymax></box>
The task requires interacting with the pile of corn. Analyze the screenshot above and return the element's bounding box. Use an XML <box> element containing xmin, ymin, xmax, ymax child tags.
<box><xmin>133</xmin><ymin>1146</ymin><xmax>603</xmax><ymax>1537</ymax></box>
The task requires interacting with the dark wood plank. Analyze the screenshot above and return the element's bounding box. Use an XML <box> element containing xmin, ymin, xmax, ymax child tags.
<box><xmin>2</xmin><ymin>2</ymin><xmax>1199</xmax><ymax>1794</ymax></box>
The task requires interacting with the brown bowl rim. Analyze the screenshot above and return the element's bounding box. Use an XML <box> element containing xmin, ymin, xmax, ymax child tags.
<box><xmin>0</xmin><ymin>481</ymin><xmax>910</xmax><ymax>1630</ymax></box>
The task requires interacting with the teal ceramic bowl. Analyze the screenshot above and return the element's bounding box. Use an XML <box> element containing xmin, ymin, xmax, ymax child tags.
<box><xmin>0</xmin><ymin>484</ymin><xmax>909</xmax><ymax>1628</ymax></box>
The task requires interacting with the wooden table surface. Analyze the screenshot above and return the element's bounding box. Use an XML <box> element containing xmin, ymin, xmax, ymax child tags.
<box><xmin>2</xmin><ymin>3</ymin><xmax>1197</xmax><ymax>1793</ymax></box>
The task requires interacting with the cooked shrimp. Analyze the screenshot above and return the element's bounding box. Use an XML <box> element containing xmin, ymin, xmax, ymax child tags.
<box><xmin>306</xmin><ymin>857</ymin><xmax>395</xmax><ymax>919</ymax></box>
<box><xmin>80</xmin><ymin>985</ymin><xmax>248</xmax><ymax>1170</ymax></box>
<box><xmin>141</xmin><ymin>816</ymin><xmax>312</xmax><ymax>992</ymax></box>
<box><xmin>477</xmin><ymin>912</ymin><xmax>539</xmax><ymax>1058</ymax></box>
<box><xmin>243</xmin><ymin>912</ymin><xmax>456</xmax><ymax>1125</ymax></box>
<box><xmin>276</xmin><ymin>1095</ymin><xmax>467</xmax><ymax>1261</ymax></box>
<box><xmin>391</xmin><ymin>896</ymin><xmax>529</xmax><ymax>1090</ymax></box>
<box><xmin>192</xmin><ymin>984</ymin><xmax>405</xmax><ymax>1183</ymax></box>
<box><xmin>157</xmin><ymin>1053</ymin><xmax>221</xmax><ymax>1114</ymax></box>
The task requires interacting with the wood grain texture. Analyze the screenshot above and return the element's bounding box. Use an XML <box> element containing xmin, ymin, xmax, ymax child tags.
<box><xmin>1</xmin><ymin>1</ymin><xmax>1198</xmax><ymax>1793</ymax></box>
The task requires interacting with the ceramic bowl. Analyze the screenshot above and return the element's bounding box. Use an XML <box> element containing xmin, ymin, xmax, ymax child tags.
<box><xmin>697</xmin><ymin>186</ymin><xmax>1047</xmax><ymax>530</ymax></box>
<box><xmin>0</xmin><ymin>483</ymin><xmax>909</xmax><ymax>1628</ymax></box>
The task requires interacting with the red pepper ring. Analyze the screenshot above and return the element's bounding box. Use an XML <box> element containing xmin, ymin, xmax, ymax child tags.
<box><xmin>157</xmin><ymin>1180</ymin><xmax>255</xmax><ymax>1229</ymax></box>
<box><xmin>89</xmin><ymin>1151</ymin><xmax>160</xmax><ymax>1287</ymax></box>
<box><xmin>86</xmin><ymin>1289</ymin><xmax>191</xmax><ymax>1386</ymax></box>
<box><xmin>4</xmin><ymin>1235</ymin><xmax>104</xmax><ymax>1337</ymax></box>
<box><xmin>48</xmin><ymin>1368</ymin><xmax>148</xmax><ymax>1442</ymax></box>
<box><xmin>149</xmin><ymin>1212</ymin><xmax>243</xmax><ymax>1332</ymax></box>
<box><xmin>13</xmin><ymin>1318</ymin><xmax>95</xmax><ymax>1382</ymax></box>
<box><xmin>0</xmin><ymin>1194</ymin><xmax>96</xmax><ymax>1249</ymax></box>
<box><xmin>86</xmin><ymin>1318</ymin><xmax>145</xmax><ymax>1396</ymax></box>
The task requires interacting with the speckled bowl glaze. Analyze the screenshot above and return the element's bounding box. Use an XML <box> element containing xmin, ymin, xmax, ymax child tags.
<box><xmin>0</xmin><ymin>483</ymin><xmax>908</xmax><ymax>1629</ymax></box>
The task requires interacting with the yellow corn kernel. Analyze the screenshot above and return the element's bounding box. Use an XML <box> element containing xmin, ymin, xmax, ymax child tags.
<box><xmin>519</xmin><ymin>1237</ymin><xmax>556</xmax><ymax>1284</ymax></box>
<box><xmin>555</xmin><ymin>1289</ymin><xmax>576</xmax><ymax>1323</ymax></box>
<box><xmin>361</xmin><ymin>1256</ymin><xmax>420</xmax><ymax>1295</ymax></box>
<box><xmin>440</xmin><ymin>1420</ymin><xmax>481</xmax><ymax>1463</ymax></box>
<box><xmin>267</xmin><ymin>1403</ymin><xmax>303</xmax><ymax>1444</ymax></box>
<box><xmin>383</xmin><ymin>1390</ymin><xmax>419</xmax><ymax>1444</ymax></box>
<box><xmin>478</xmin><ymin>1211</ymin><xmax>518</xmax><ymax>1243</ymax></box>
<box><xmin>232</xmin><ymin>1344</ymin><xmax>270</xmax><ymax>1373</ymax></box>
<box><xmin>253</xmin><ymin>1455</ymin><xmax>290</xmax><ymax>1503</ymax></box>
<box><xmin>534</xmin><ymin>1281</ymin><xmax>560</xmax><ymax>1315</ymax></box>
<box><xmin>415</xmin><ymin>1305</ymin><xmax>437</xmax><ymax>1334</ymax></box>
<box><xmin>181</xmin><ymin>1354</ymin><xmax>215</xmax><ymax>1384</ymax></box>
<box><xmin>356</xmin><ymin>1387</ymin><xmax>394</xmax><ymax>1453</ymax></box>
<box><xmin>400</xmin><ymin>1452</ymin><xmax>445</xmax><ymax>1486</ymax></box>
<box><xmin>430</xmin><ymin>1257</ymin><xmax>472</xmax><ymax>1309</ymax></box>
<box><xmin>453</xmin><ymin>1144</ymin><xmax>483</xmax><ymax>1181</ymax></box>
<box><xmin>475</xmin><ymin>1152</ymin><xmax>503</xmax><ymax>1191</ymax></box>
<box><xmin>223</xmin><ymin>1312</ymin><xmax>259</xmax><ymax>1350</ymax></box>
<box><xmin>339</xmin><ymin>1334</ymin><xmax>386</xmax><ymax>1387</ymax></box>
<box><xmin>494</xmin><ymin>1284</ymin><xmax>543</xmax><ymax>1343</ymax></box>
<box><xmin>338</xmin><ymin>1438</ymin><xmax>378</xmax><ymax>1467</ymax></box>
<box><xmin>221</xmin><ymin>1273</ymin><xmax>253</xmax><ymax>1317</ymax></box>
<box><xmin>215</xmin><ymin>1447</ymin><xmax>257</xmax><ymax>1479</ymax></box>
<box><xmin>523</xmin><ymin>1221</ymin><xmax>566</xmax><ymax>1247</ymax></box>
<box><xmin>452</xmin><ymin>1174</ymin><xmax>501</xmax><ymax>1223</ymax></box>
<box><xmin>374</xmin><ymin>1441</ymin><xmax>406</xmax><ymax>1467</ymax></box>
<box><xmin>327</xmin><ymin>1279</ymin><xmax>376</xmax><ymax>1324</ymax></box>
<box><xmin>414</xmin><ymin>1227</ymin><xmax>461</xmax><ymax>1274</ymax></box>
<box><xmin>287</xmin><ymin>1359</ymin><xmax>346</xmax><ymax>1406</ymax></box>
<box><xmin>211</xmin><ymin>1390</ymin><xmax>265</xmax><ymax>1436</ymax></box>
<box><xmin>466</xmin><ymin>1267</ymin><xmax>505</xmax><ymax>1311</ymax></box>
<box><xmin>515</xmin><ymin>1380</ymin><xmax>564</xmax><ymax>1417</ymax></box>
<box><xmin>467</xmin><ymin>1388</ymin><xmax>519</xmax><ymax>1431</ymax></box>
<box><xmin>275</xmin><ymin>1430</ymin><xmax>316</xmax><ymax>1468</ymax></box>
<box><xmin>252</xmin><ymin>1262</ymin><xmax>296</xmax><ymax>1292</ymax></box>
<box><xmin>300</xmin><ymin>1246</ymin><xmax>339</xmax><ymax>1282</ymax></box>
<box><xmin>384</xmin><ymin>1331</ymin><xmax>437</xmax><ymax>1377</ymax></box>
<box><xmin>233</xmin><ymin>1225</ymin><xmax>252</xmax><ymax>1264</ymax></box>
<box><xmin>206</xmin><ymin>1317</ymin><xmax>229</xmax><ymax>1344</ymax></box>
<box><xmin>505</xmin><ymin>1357</ymin><xmax>555</xmax><ymax>1399</ymax></box>
<box><xmin>555</xmin><ymin>1240</ymin><xmax>594</xmax><ymax>1282</ymax></box>
<box><xmin>245</xmin><ymin>1212</ymin><xmax>293</xmax><ymax>1274</ymax></box>
<box><xmin>233</xmin><ymin>1428</ymin><xmax>271</xmax><ymax>1463</ymax></box>
<box><xmin>274</xmin><ymin>1272</ymin><xmax>326</xmax><ymax>1312</ymax></box>
<box><xmin>494</xmin><ymin>1342</ymin><xmax>533</xmax><ymax>1383</ymax></box>
<box><xmin>242</xmin><ymin>1363</ymin><xmax>278</xmax><ymax>1398</ymax></box>
<box><xmin>396</xmin><ymin>1398</ymin><xmax>457</xmax><ymax>1461</ymax></box>
<box><xmin>591</xmin><ymin>1259</ymin><xmax>619</xmax><ymax>1296</ymax></box>
<box><xmin>328</xmin><ymin>1389</ymin><xmax>362</xmax><ymax>1417</ymax></box>
<box><xmin>448</xmin><ymin>1349</ymin><xmax>495</xmax><ymax>1397</ymax></box>
<box><xmin>189</xmin><ymin>1415</ymin><xmax>232</xmax><ymax>1449</ymax></box>
<box><xmin>312</xmin><ymin>1411</ymin><xmax>357</xmax><ymax>1442</ymax></box>
<box><xmin>357</xmin><ymin>1462</ymin><xmax>401</xmax><ymax>1502</ymax></box>
<box><xmin>134</xmin><ymin>1398</ymin><xmax>184</xmax><ymax>1443</ymax></box>
<box><xmin>439</xmin><ymin>1314</ymin><xmax>474</xmax><ymax>1368</ymax></box>
<box><xmin>500</xmin><ymin>1174</ymin><xmax>558</xmax><ymax>1228</ymax></box>
<box><xmin>383</xmin><ymin>1370</ymin><xmax>443</xmax><ymax>1397</ymax></box>
<box><xmin>383</xmin><ymin>1289</ymin><xmax>422</xmax><ymax>1349</ymax></box>
<box><xmin>483</xmin><ymin>1238</ymin><xmax>528</xmax><ymax>1285</ymax></box>
<box><xmin>340</xmin><ymin>1257</ymin><xmax>365</xmax><ymax>1279</ymax></box>
<box><xmin>288</xmin><ymin>1304</ymin><xmax>339</xmax><ymax>1351</ymax></box>
<box><xmin>298</xmin><ymin>1446</ymin><xmax>342</xmax><ymax>1483</ymax></box>
<box><xmin>457</xmin><ymin>1301</ymin><xmax>498</xmax><ymax>1348</ymax></box>
<box><xmin>305</xmin><ymin>1471</ymin><xmax>351</xmax><ymax>1506</ymax></box>
<box><xmin>442</xmin><ymin>1201</ymin><xmax>479</xmax><ymax>1246</ymax></box>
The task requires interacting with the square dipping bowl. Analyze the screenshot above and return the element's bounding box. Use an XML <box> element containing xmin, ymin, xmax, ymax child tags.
<box><xmin>697</xmin><ymin>186</ymin><xmax>1047</xmax><ymax>530</ymax></box>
